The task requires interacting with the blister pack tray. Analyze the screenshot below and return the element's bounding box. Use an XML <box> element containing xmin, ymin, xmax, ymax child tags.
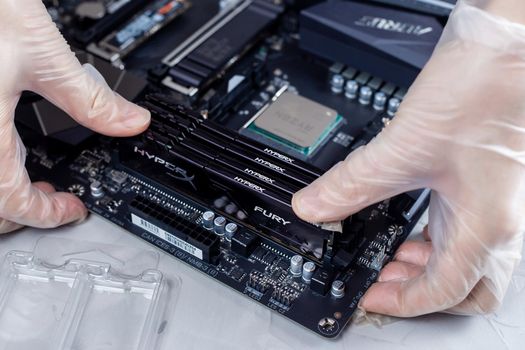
<box><xmin>0</xmin><ymin>251</ymin><xmax>173</xmax><ymax>350</ymax></box>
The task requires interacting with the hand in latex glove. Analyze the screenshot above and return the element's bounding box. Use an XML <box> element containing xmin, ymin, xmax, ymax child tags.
<box><xmin>292</xmin><ymin>0</ymin><xmax>525</xmax><ymax>316</ymax></box>
<box><xmin>0</xmin><ymin>0</ymin><xmax>150</xmax><ymax>234</ymax></box>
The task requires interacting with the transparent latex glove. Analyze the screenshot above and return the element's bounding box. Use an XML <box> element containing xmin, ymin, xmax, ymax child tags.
<box><xmin>0</xmin><ymin>0</ymin><xmax>150</xmax><ymax>234</ymax></box>
<box><xmin>292</xmin><ymin>0</ymin><xmax>525</xmax><ymax>317</ymax></box>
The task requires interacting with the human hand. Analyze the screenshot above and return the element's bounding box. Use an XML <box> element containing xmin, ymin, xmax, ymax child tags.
<box><xmin>292</xmin><ymin>0</ymin><xmax>525</xmax><ymax>316</ymax></box>
<box><xmin>0</xmin><ymin>0</ymin><xmax>150</xmax><ymax>233</ymax></box>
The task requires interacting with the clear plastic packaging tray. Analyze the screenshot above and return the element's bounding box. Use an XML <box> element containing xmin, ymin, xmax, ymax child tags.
<box><xmin>0</xmin><ymin>241</ymin><xmax>180</xmax><ymax>350</ymax></box>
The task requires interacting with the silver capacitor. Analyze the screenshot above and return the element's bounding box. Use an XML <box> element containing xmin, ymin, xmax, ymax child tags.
<box><xmin>290</xmin><ymin>255</ymin><xmax>303</xmax><ymax>277</ymax></box>
<box><xmin>224</xmin><ymin>222</ymin><xmax>238</xmax><ymax>241</ymax></box>
<box><xmin>213</xmin><ymin>216</ymin><xmax>226</xmax><ymax>236</ymax></box>
<box><xmin>302</xmin><ymin>261</ymin><xmax>316</xmax><ymax>282</ymax></box>
<box><xmin>89</xmin><ymin>181</ymin><xmax>104</xmax><ymax>198</ymax></box>
<box><xmin>330</xmin><ymin>74</ymin><xmax>344</xmax><ymax>94</ymax></box>
<box><xmin>387</xmin><ymin>98</ymin><xmax>401</xmax><ymax>116</ymax></box>
<box><xmin>358</xmin><ymin>86</ymin><xmax>373</xmax><ymax>105</ymax></box>
<box><xmin>331</xmin><ymin>280</ymin><xmax>345</xmax><ymax>298</ymax></box>
<box><xmin>373</xmin><ymin>91</ymin><xmax>387</xmax><ymax>111</ymax></box>
<box><xmin>202</xmin><ymin>211</ymin><xmax>215</xmax><ymax>230</ymax></box>
<box><xmin>344</xmin><ymin>80</ymin><xmax>359</xmax><ymax>99</ymax></box>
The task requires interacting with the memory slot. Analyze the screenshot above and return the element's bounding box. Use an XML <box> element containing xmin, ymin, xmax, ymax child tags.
<box><xmin>189</xmin><ymin>129</ymin><xmax>313</xmax><ymax>188</ymax></box>
<box><xmin>143</xmin><ymin>120</ymin><xmax>300</xmax><ymax>200</ymax></box>
<box><xmin>141</xmin><ymin>101</ymin><xmax>196</xmax><ymax>132</ymax></box>
<box><xmin>119</xmin><ymin>139</ymin><xmax>330</xmax><ymax>262</ymax></box>
<box><xmin>203</xmin><ymin>125</ymin><xmax>324</xmax><ymax>179</ymax></box>
<box><xmin>179</xmin><ymin>138</ymin><xmax>301</xmax><ymax>196</ymax></box>
<box><xmin>162</xmin><ymin>143</ymin><xmax>293</xmax><ymax>207</ymax></box>
<box><xmin>119</xmin><ymin>129</ymin><xmax>333</xmax><ymax>262</ymax></box>
<box><xmin>207</xmin><ymin>163</ymin><xmax>292</xmax><ymax>208</ymax></box>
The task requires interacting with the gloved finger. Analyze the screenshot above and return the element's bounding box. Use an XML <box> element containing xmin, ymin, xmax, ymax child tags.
<box><xmin>33</xmin><ymin>181</ymin><xmax>56</xmax><ymax>193</ymax></box>
<box><xmin>377</xmin><ymin>261</ymin><xmax>424</xmax><ymax>282</ymax></box>
<box><xmin>21</xmin><ymin>1</ymin><xmax>150</xmax><ymax>137</ymax></box>
<box><xmin>394</xmin><ymin>241</ymin><xmax>433</xmax><ymax>266</ymax></box>
<box><xmin>352</xmin><ymin>306</ymin><xmax>398</xmax><ymax>327</ymax></box>
<box><xmin>360</xmin><ymin>240</ymin><xmax>488</xmax><ymax>317</ymax></box>
<box><xmin>292</xmin><ymin>126</ymin><xmax>430</xmax><ymax>222</ymax></box>
<box><xmin>360</xmin><ymin>215</ymin><xmax>489</xmax><ymax>316</ymax></box>
<box><xmin>447</xmin><ymin>277</ymin><xmax>500</xmax><ymax>315</ymax></box>
<box><xmin>0</xmin><ymin>181</ymin><xmax>56</xmax><ymax>234</ymax></box>
<box><xmin>0</xmin><ymin>124</ymin><xmax>87</xmax><ymax>228</ymax></box>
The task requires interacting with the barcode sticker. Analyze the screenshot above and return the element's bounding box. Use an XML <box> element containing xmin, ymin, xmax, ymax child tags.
<box><xmin>131</xmin><ymin>213</ymin><xmax>203</xmax><ymax>260</ymax></box>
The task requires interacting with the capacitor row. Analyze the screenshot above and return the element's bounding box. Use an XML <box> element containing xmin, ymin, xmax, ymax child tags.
<box><xmin>202</xmin><ymin>211</ymin><xmax>238</xmax><ymax>241</ymax></box>
<box><xmin>201</xmin><ymin>210</ymin><xmax>346</xmax><ymax>299</ymax></box>
<box><xmin>330</xmin><ymin>73</ymin><xmax>401</xmax><ymax>116</ymax></box>
<box><xmin>290</xmin><ymin>255</ymin><xmax>345</xmax><ymax>299</ymax></box>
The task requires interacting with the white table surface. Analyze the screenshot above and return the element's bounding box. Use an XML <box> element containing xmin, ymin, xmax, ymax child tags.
<box><xmin>0</xmin><ymin>213</ymin><xmax>523</xmax><ymax>350</ymax></box>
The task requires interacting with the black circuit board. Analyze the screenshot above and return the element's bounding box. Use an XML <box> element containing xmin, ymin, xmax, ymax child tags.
<box><xmin>23</xmin><ymin>138</ymin><xmax>425</xmax><ymax>338</ymax></box>
<box><xmin>21</xmin><ymin>0</ymin><xmax>431</xmax><ymax>339</ymax></box>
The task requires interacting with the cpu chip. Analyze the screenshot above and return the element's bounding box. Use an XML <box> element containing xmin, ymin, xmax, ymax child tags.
<box><xmin>247</xmin><ymin>92</ymin><xmax>341</xmax><ymax>157</ymax></box>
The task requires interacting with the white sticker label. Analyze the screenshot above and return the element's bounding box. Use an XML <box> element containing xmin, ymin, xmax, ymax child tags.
<box><xmin>131</xmin><ymin>214</ymin><xmax>203</xmax><ymax>260</ymax></box>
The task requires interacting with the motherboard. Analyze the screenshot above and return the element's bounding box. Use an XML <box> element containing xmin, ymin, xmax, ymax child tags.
<box><xmin>17</xmin><ymin>0</ymin><xmax>444</xmax><ymax>338</ymax></box>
